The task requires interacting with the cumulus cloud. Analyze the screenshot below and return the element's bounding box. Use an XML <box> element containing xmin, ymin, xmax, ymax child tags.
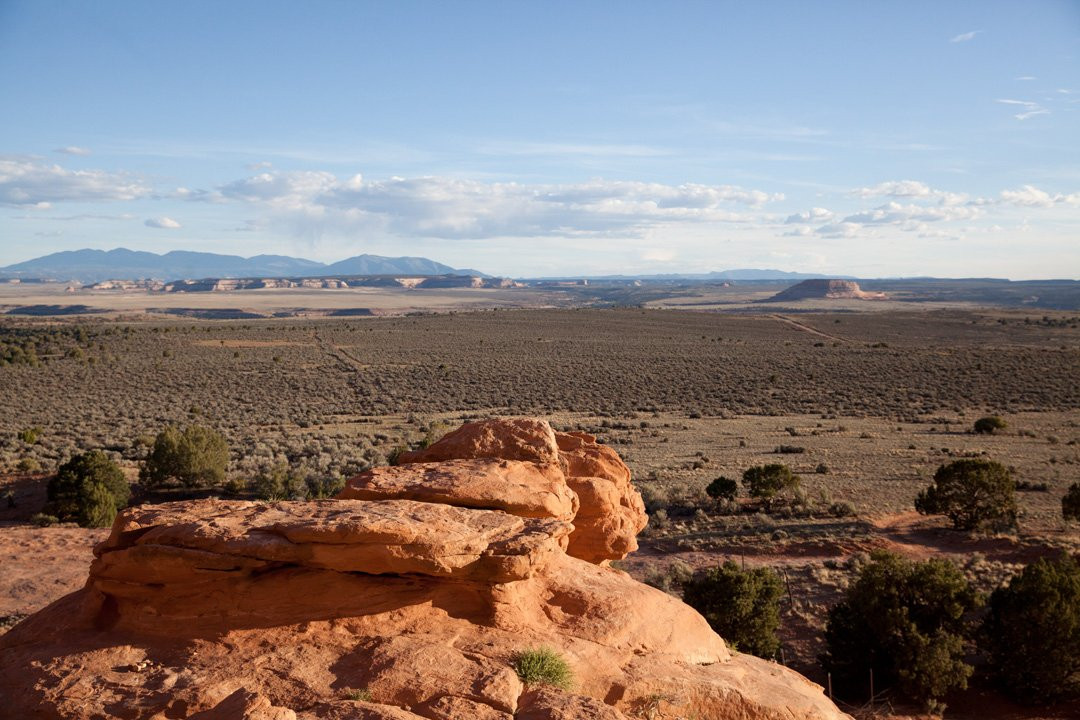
<box><xmin>53</xmin><ymin>146</ymin><xmax>92</xmax><ymax>156</ymax></box>
<box><xmin>145</xmin><ymin>216</ymin><xmax>182</xmax><ymax>229</ymax></box>
<box><xmin>999</xmin><ymin>185</ymin><xmax>1080</xmax><ymax>207</ymax></box>
<box><xmin>0</xmin><ymin>156</ymin><xmax>148</xmax><ymax>206</ymax></box>
<box><xmin>950</xmin><ymin>30</ymin><xmax>980</xmax><ymax>43</ymax></box>
<box><xmin>784</xmin><ymin>207</ymin><xmax>834</xmax><ymax>224</ymax></box>
<box><xmin>843</xmin><ymin>201</ymin><xmax>981</xmax><ymax>225</ymax></box>
<box><xmin>815</xmin><ymin>222</ymin><xmax>863</xmax><ymax>239</ymax></box>
<box><xmin>196</xmin><ymin>170</ymin><xmax>782</xmax><ymax>239</ymax></box>
<box><xmin>853</xmin><ymin>180</ymin><xmax>968</xmax><ymax>206</ymax></box>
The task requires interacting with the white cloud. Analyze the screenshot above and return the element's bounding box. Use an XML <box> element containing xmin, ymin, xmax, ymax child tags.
<box><xmin>53</xmin><ymin>146</ymin><xmax>92</xmax><ymax>156</ymax></box>
<box><xmin>0</xmin><ymin>156</ymin><xmax>148</xmax><ymax>206</ymax></box>
<box><xmin>784</xmin><ymin>207</ymin><xmax>834</xmax><ymax>224</ymax></box>
<box><xmin>145</xmin><ymin>216</ymin><xmax>182</xmax><ymax>229</ymax></box>
<box><xmin>853</xmin><ymin>180</ymin><xmax>967</xmax><ymax>205</ymax></box>
<box><xmin>996</xmin><ymin>98</ymin><xmax>1050</xmax><ymax>120</ymax></box>
<box><xmin>950</xmin><ymin>30</ymin><xmax>979</xmax><ymax>43</ymax></box>
<box><xmin>1016</xmin><ymin>76</ymin><xmax>1037</xmax><ymax>81</ymax></box>
<box><xmin>815</xmin><ymin>222</ymin><xmax>863</xmax><ymax>238</ymax></box>
<box><xmin>197</xmin><ymin>171</ymin><xmax>782</xmax><ymax>240</ymax></box>
<box><xmin>855</xmin><ymin>180</ymin><xmax>933</xmax><ymax>198</ymax></box>
<box><xmin>843</xmin><ymin>201</ymin><xmax>981</xmax><ymax>225</ymax></box>
<box><xmin>999</xmin><ymin>185</ymin><xmax>1080</xmax><ymax>207</ymax></box>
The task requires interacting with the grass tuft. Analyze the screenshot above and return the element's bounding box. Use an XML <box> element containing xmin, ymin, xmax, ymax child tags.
<box><xmin>511</xmin><ymin>647</ymin><xmax>573</xmax><ymax>690</ymax></box>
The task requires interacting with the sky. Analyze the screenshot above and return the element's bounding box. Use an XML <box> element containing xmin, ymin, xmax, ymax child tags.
<box><xmin>1</xmin><ymin>0</ymin><xmax>1078</xmax><ymax>279</ymax></box>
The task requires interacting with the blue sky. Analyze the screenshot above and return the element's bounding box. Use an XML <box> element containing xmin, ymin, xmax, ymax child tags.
<box><xmin>1</xmin><ymin>0</ymin><xmax>1078</xmax><ymax>278</ymax></box>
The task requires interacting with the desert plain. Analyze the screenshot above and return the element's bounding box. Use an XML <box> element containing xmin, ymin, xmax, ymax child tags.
<box><xmin>1</xmin><ymin>282</ymin><xmax>1078</xmax><ymax>718</ymax></box>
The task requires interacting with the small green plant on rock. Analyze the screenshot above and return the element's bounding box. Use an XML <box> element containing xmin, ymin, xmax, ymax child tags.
<box><xmin>511</xmin><ymin>647</ymin><xmax>573</xmax><ymax>690</ymax></box>
<box><xmin>343</xmin><ymin>687</ymin><xmax>372</xmax><ymax>702</ymax></box>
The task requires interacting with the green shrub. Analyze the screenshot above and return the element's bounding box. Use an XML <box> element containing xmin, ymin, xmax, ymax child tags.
<box><xmin>1063</xmin><ymin>483</ymin><xmax>1080</xmax><ymax>522</ymax></box>
<box><xmin>973</xmin><ymin>416</ymin><xmax>1007</xmax><ymax>434</ymax></box>
<box><xmin>980</xmin><ymin>554</ymin><xmax>1080</xmax><ymax>703</ymax></box>
<box><xmin>343</xmin><ymin>688</ymin><xmax>373</xmax><ymax>702</ymax></box>
<box><xmin>820</xmin><ymin>550</ymin><xmax>979</xmax><ymax>709</ymax></box>
<box><xmin>140</xmin><ymin>424</ymin><xmax>229</xmax><ymax>488</ymax></box>
<box><xmin>46</xmin><ymin>450</ymin><xmax>130</xmax><ymax>528</ymax></box>
<box><xmin>18</xmin><ymin>426</ymin><xmax>42</xmax><ymax>445</ymax></box>
<box><xmin>742</xmin><ymin>463</ymin><xmax>800</xmax><ymax>512</ymax></box>
<box><xmin>16</xmin><ymin>457</ymin><xmax>41</xmax><ymax>473</ymax></box>
<box><xmin>251</xmin><ymin>463</ymin><xmax>308</xmax><ymax>500</ymax></box>
<box><xmin>829</xmin><ymin>501</ymin><xmax>856</xmax><ymax>518</ymax></box>
<box><xmin>306</xmin><ymin>474</ymin><xmax>345</xmax><ymax>499</ymax></box>
<box><xmin>682</xmin><ymin>561</ymin><xmax>783</xmax><ymax>659</ymax></box>
<box><xmin>705</xmin><ymin>476</ymin><xmax>737</xmax><ymax>502</ymax></box>
<box><xmin>511</xmin><ymin>647</ymin><xmax>573</xmax><ymax>689</ymax></box>
<box><xmin>30</xmin><ymin>512</ymin><xmax>58</xmax><ymax>527</ymax></box>
<box><xmin>914</xmin><ymin>459</ymin><xmax>1016</xmax><ymax>531</ymax></box>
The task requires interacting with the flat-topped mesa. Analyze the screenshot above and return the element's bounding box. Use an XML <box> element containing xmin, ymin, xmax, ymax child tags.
<box><xmin>386</xmin><ymin>418</ymin><xmax>647</xmax><ymax>563</ymax></box>
<box><xmin>764</xmin><ymin>278</ymin><xmax>887</xmax><ymax>302</ymax></box>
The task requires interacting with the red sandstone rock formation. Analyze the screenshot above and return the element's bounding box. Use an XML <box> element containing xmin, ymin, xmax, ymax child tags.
<box><xmin>0</xmin><ymin>418</ymin><xmax>849</xmax><ymax>720</ymax></box>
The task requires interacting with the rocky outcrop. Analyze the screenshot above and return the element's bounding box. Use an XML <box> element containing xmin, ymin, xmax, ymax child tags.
<box><xmin>763</xmin><ymin>279</ymin><xmax>886</xmax><ymax>302</ymax></box>
<box><xmin>396</xmin><ymin>419</ymin><xmax>647</xmax><ymax>563</ymax></box>
<box><xmin>0</xmin><ymin>418</ymin><xmax>849</xmax><ymax>720</ymax></box>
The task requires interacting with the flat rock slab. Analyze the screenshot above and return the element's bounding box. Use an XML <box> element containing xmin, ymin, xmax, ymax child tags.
<box><xmin>94</xmin><ymin>499</ymin><xmax>571</xmax><ymax>585</ymax></box>
<box><xmin>338</xmin><ymin>458</ymin><xmax>578</xmax><ymax>521</ymax></box>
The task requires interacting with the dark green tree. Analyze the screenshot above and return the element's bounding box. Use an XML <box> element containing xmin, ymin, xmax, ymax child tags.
<box><xmin>705</xmin><ymin>476</ymin><xmax>738</xmax><ymax>502</ymax></box>
<box><xmin>914</xmin><ymin>459</ymin><xmax>1016</xmax><ymax>531</ymax></box>
<box><xmin>47</xmin><ymin>450</ymin><xmax>130</xmax><ymax>528</ymax></box>
<box><xmin>821</xmin><ymin>551</ymin><xmax>979</xmax><ymax>710</ymax></box>
<box><xmin>140</xmin><ymin>424</ymin><xmax>229</xmax><ymax>488</ymax></box>
<box><xmin>980</xmin><ymin>554</ymin><xmax>1080</xmax><ymax>703</ymax></box>
<box><xmin>1063</xmin><ymin>483</ymin><xmax>1080</xmax><ymax>522</ymax></box>
<box><xmin>742</xmin><ymin>463</ymin><xmax>799</xmax><ymax>511</ymax></box>
<box><xmin>682</xmin><ymin>561</ymin><xmax>783</xmax><ymax>659</ymax></box>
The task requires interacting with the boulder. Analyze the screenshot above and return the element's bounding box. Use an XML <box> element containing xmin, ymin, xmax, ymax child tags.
<box><xmin>392</xmin><ymin>419</ymin><xmax>647</xmax><ymax>563</ymax></box>
<box><xmin>555</xmin><ymin>430</ymin><xmax>647</xmax><ymax>563</ymax></box>
<box><xmin>398</xmin><ymin>418</ymin><xmax>560</xmax><ymax>466</ymax></box>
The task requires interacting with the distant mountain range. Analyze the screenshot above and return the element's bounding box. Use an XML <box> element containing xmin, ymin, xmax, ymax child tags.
<box><xmin>0</xmin><ymin>248</ymin><xmax>487</xmax><ymax>284</ymax></box>
<box><xmin>537</xmin><ymin>269</ymin><xmax>857</xmax><ymax>281</ymax></box>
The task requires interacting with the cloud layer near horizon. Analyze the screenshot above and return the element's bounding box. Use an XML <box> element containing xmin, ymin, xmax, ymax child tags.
<box><xmin>2</xmin><ymin>156</ymin><xmax>1078</xmax><ymax>276</ymax></box>
<box><xmin>189</xmin><ymin>171</ymin><xmax>784</xmax><ymax>239</ymax></box>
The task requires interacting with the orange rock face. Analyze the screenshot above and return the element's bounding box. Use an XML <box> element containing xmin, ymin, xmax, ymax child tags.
<box><xmin>391</xmin><ymin>418</ymin><xmax>647</xmax><ymax>563</ymax></box>
<box><xmin>398</xmin><ymin>418</ymin><xmax>560</xmax><ymax>466</ymax></box>
<box><xmin>338</xmin><ymin>458</ymin><xmax>579</xmax><ymax>521</ymax></box>
<box><xmin>0</xmin><ymin>418</ymin><xmax>849</xmax><ymax>720</ymax></box>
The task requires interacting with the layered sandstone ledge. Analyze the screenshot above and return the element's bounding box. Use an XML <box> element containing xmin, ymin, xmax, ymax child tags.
<box><xmin>0</xmin><ymin>418</ymin><xmax>848</xmax><ymax>720</ymax></box>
